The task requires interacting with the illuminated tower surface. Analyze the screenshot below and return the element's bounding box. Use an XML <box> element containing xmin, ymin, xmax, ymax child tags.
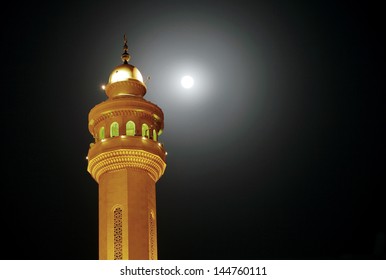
<box><xmin>87</xmin><ymin>36</ymin><xmax>166</xmax><ymax>260</ymax></box>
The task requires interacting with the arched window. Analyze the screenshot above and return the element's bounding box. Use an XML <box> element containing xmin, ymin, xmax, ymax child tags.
<box><xmin>113</xmin><ymin>207</ymin><xmax>123</xmax><ymax>260</ymax></box>
<box><xmin>110</xmin><ymin>122</ymin><xmax>119</xmax><ymax>137</ymax></box>
<box><xmin>126</xmin><ymin>121</ymin><xmax>135</xmax><ymax>136</ymax></box>
<box><xmin>142</xmin><ymin>123</ymin><xmax>149</xmax><ymax>138</ymax></box>
<box><xmin>149</xmin><ymin>210</ymin><xmax>156</xmax><ymax>260</ymax></box>
<box><xmin>153</xmin><ymin>129</ymin><xmax>157</xmax><ymax>141</ymax></box>
<box><xmin>99</xmin><ymin>127</ymin><xmax>105</xmax><ymax>140</ymax></box>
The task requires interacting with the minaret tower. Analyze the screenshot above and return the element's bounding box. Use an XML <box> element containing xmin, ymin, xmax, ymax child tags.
<box><xmin>87</xmin><ymin>36</ymin><xmax>166</xmax><ymax>260</ymax></box>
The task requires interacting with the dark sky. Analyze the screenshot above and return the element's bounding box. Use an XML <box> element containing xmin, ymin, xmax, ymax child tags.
<box><xmin>1</xmin><ymin>0</ymin><xmax>385</xmax><ymax>260</ymax></box>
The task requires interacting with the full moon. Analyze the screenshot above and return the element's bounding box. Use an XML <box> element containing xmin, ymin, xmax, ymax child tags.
<box><xmin>181</xmin><ymin>75</ymin><xmax>194</xmax><ymax>89</ymax></box>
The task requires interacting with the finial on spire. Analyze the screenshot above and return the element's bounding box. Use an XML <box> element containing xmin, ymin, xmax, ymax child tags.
<box><xmin>121</xmin><ymin>34</ymin><xmax>131</xmax><ymax>63</ymax></box>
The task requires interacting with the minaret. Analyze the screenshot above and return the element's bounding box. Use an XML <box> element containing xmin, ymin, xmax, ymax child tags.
<box><xmin>87</xmin><ymin>36</ymin><xmax>166</xmax><ymax>260</ymax></box>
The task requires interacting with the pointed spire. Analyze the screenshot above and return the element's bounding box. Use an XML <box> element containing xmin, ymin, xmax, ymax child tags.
<box><xmin>121</xmin><ymin>34</ymin><xmax>131</xmax><ymax>63</ymax></box>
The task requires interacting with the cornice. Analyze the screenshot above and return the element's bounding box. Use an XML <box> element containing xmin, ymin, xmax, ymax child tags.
<box><xmin>87</xmin><ymin>149</ymin><xmax>166</xmax><ymax>183</ymax></box>
<box><xmin>88</xmin><ymin>98</ymin><xmax>164</xmax><ymax>131</ymax></box>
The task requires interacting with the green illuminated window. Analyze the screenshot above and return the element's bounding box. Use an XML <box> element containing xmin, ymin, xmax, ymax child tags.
<box><xmin>153</xmin><ymin>129</ymin><xmax>157</xmax><ymax>141</ymax></box>
<box><xmin>99</xmin><ymin>127</ymin><xmax>105</xmax><ymax>140</ymax></box>
<box><xmin>110</xmin><ymin>122</ymin><xmax>119</xmax><ymax>137</ymax></box>
<box><xmin>126</xmin><ymin>121</ymin><xmax>135</xmax><ymax>136</ymax></box>
<box><xmin>142</xmin><ymin>123</ymin><xmax>149</xmax><ymax>138</ymax></box>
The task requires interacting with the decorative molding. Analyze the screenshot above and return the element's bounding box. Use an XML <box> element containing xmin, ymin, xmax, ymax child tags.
<box><xmin>113</xmin><ymin>207</ymin><xmax>123</xmax><ymax>260</ymax></box>
<box><xmin>92</xmin><ymin>110</ymin><xmax>157</xmax><ymax>129</ymax></box>
<box><xmin>88</xmin><ymin>149</ymin><xmax>166</xmax><ymax>182</ymax></box>
<box><xmin>149</xmin><ymin>210</ymin><xmax>156</xmax><ymax>260</ymax></box>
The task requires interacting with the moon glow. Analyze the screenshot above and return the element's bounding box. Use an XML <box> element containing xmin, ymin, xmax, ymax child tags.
<box><xmin>181</xmin><ymin>75</ymin><xmax>194</xmax><ymax>89</ymax></box>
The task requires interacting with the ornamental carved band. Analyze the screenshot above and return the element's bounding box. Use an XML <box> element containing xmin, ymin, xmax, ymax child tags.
<box><xmin>113</xmin><ymin>207</ymin><xmax>123</xmax><ymax>260</ymax></box>
<box><xmin>87</xmin><ymin>149</ymin><xmax>166</xmax><ymax>182</ymax></box>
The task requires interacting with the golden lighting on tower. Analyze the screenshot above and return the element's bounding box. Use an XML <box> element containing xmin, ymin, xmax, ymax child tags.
<box><xmin>86</xmin><ymin>35</ymin><xmax>166</xmax><ymax>260</ymax></box>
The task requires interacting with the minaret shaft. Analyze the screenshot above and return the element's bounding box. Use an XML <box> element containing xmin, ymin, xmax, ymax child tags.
<box><xmin>98</xmin><ymin>168</ymin><xmax>157</xmax><ymax>260</ymax></box>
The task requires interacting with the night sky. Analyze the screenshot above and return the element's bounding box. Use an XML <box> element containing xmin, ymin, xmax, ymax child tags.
<box><xmin>1</xmin><ymin>0</ymin><xmax>385</xmax><ymax>260</ymax></box>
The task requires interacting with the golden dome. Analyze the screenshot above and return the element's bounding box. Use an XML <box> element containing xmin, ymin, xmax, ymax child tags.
<box><xmin>104</xmin><ymin>35</ymin><xmax>147</xmax><ymax>98</ymax></box>
<box><xmin>108</xmin><ymin>63</ymin><xmax>144</xmax><ymax>83</ymax></box>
